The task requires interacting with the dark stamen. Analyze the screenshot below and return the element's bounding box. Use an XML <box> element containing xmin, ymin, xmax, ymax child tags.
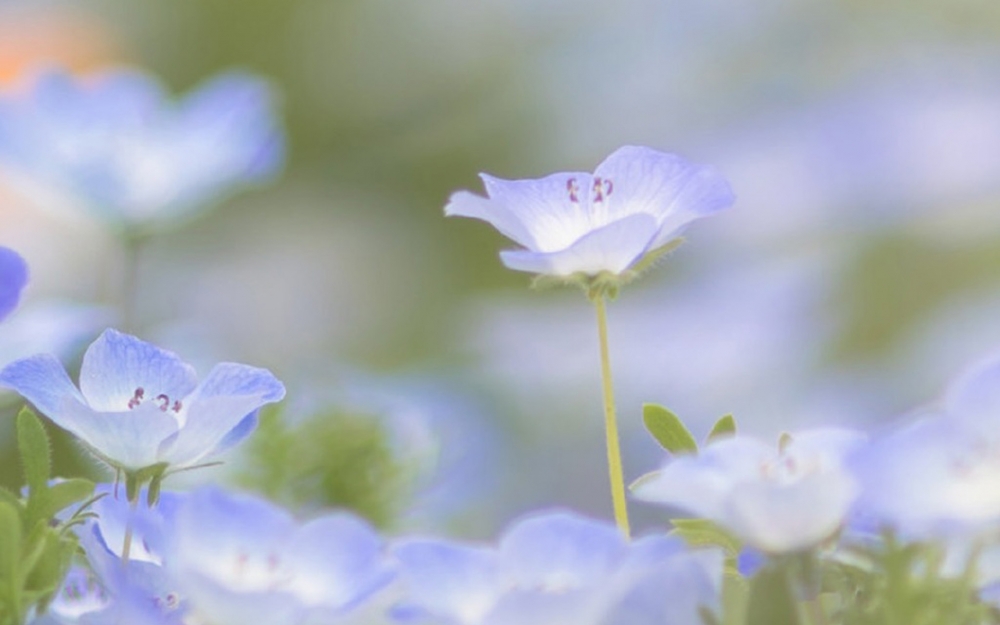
<box><xmin>566</xmin><ymin>178</ymin><xmax>580</xmax><ymax>203</ymax></box>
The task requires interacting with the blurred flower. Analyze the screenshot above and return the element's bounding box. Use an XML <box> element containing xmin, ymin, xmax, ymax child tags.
<box><xmin>851</xmin><ymin>352</ymin><xmax>1000</xmax><ymax>536</ymax></box>
<box><xmin>0</xmin><ymin>245</ymin><xmax>28</xmax><ymax>321</ymax></box>
<box><xmin>0</xmin><ymin>301</ymin><xmax>110</xmax><ymax>369</ymax></box>
<box><xmin>0</xmin><ymin>328</ymin><xmax>285</xmax><ymax>473</ymax></box>
<box><xmin>633</xmin><ymin>429</ymin><xmax>864</xmax><ymax>553</ymax></box>
<box><xmin>391</xmin><ymin>510</ymin><xmax>721</xmax><ymax>625</ymax></box>
<box><xmin>445</xmin><ymin>145</ymin><xmax>733</xmax><ymax>279</ymax></box>
<box><xmin>164</xmin><ymin>486</ymin><xmax>394</xmax><ymax>625</ymax></box>
<box><xmin>0</xmin><ymin>67</ymin><xmax>283</xmax><ymax>232</ymax></box>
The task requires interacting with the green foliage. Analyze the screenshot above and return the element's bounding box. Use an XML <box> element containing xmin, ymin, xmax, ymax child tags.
<box><xmin>0</xmin><ymin>408</ymin><xmax>95</xmax><ymax>625</ymax></box>
<box><xmin>236</xmin><ymin>405</ymin><xmax>409</xmax><ymax>529</ymax></box>
<box><xmin>670</xmin><ymin>518</ymin><xmax>742</xmax><ymax>558</ymax></box>
<box><xmin>707</xmin><ymin>414</ymin><xmax>737</xmax><ymax>443</ymax></box>
<box><xmin>643</xmin><ymin>403</ymin><xmax>698</xmax><ymax>455</ymax></box>
<box><xmin>745</xmin><ymin>564</ymin><xmax>802</xmax><ymax>625</ymax></box>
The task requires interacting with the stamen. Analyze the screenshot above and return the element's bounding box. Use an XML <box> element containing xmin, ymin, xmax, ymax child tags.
<box><xmin>592</xmin><ymin>177</ymin><xmax>605</xmax><ymax>203</ymax></box>
<box><xmin>155</xmin><ymin>394</ymin><xmax>170</xmax><ymax>411</ymax></box>
<box><xmin>603</xmin><ymin>178</ymin><xmax>613</xmax><ymax>197</ymax></box>
<box><xmin>172</xmin><ymin>400</ymin><xmax>183</xmax><ymax>413</ymax></box>
<box><xmin>127</xmin><ymin>387</ymin><xmax>145</xmax><ymax>410</ymax></box>
<box><xmin>566</xmin><ymin>178</ymin><xmax>580</xmax><ymax>203</ymax></box>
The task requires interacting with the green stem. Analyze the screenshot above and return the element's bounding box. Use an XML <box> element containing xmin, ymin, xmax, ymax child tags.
<box><xmin>120</xmin><ymin>495</ymin><xmax>139</xmax><ymax>567</ymax></box>
<box><xmin>594</xmin><ymin>295</ymin><xmax>631</xmax><ymax>538</ymax></box>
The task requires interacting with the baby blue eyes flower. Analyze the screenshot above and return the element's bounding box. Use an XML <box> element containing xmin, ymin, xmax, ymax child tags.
<box><xmin>164</xmin><ymin>487</ymin><xmax>394</xmax><ymax>625</ymax></box>
<box><xmin>0</xmin><ymin>67</ymin><xmax>283</xmax><ymax>231</ymax></box>
<box><xmin>0</xmin><ymin>246</ymin><xmax>28</xmax><ymax>322</ymax></box>
<box><xmin>0</xmin><ymin>328</ymin><xmax>285</xmax><ymax>473</ymax></box>
<box><xmin>633</xmin><ymin>429</ymin><xmax>864</xmax><ymax>554</ymax></box>
<box><xmin>445</xmin><ymin>146</ymin><xmax>734</xmax><ymax>280</ymax></box>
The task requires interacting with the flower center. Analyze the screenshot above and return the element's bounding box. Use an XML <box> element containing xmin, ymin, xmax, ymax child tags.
<box><xmin>565</xmin><ymin>177</ymin><xmax>613</xmax><ymax>204</ymax></box>
<box><xmin>223</xmin><ymin>551</ymin><xmax>294</xmax><ymax>593</ymax></box>
<box><xmin>127</xmin><ymin>387</ymin><xmax>183</xmax><ymax>413</ymax></box>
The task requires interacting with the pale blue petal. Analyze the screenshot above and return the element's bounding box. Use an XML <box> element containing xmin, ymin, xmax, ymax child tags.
<box><xmin>499</xmin><ymin>213</ymin><xmax>658</xmax><ymax>276</ymax></box>
<box><xmin>946</xmin><ymin>352</ymin><xmax>1000</xmax><ymax>428</ymax></box>
<box><xmin>287</xmin><ymin>515</ymin><xmax>391</xmax><ymax>612</ymax></box>
<box><xmin>481</xmin><ymin>172</ymin><xmax>595</xmax><ymax>252</ymax></box>
<box><xmin>58</xmin><ymin>400</ymin><xmax>179</xmax><ymax>470</ymax></box>
<box><xmin>0</xmin><ymin>353</ymin><xmax>84</xmax><ymax>415</ymax></box>
<box><xmin>593</xmin><ymin>146</ymin><xmax>735</xmax><ymax>250</ymax></box>
<box><xmin>0</xmin><ymin>247</ymin><xmax>28</xmax><ymax>322</ymax></box>
<box><xmin>484</xmin><ymin>589</ymin><xmax>595</xmax><ymax>625</ymax></box>
<box><xmin>79</xmin><ymin>329</ymin><xmax>198</xmax><ymax>412</ymax></box>
<box><xmin>444</xmin><ymin>190</ymin><xmax>537</xmax><ymax>249</ymax></box>
<box><xmin>499</xmin><ymin>511</ymin><xmax>626</xmax><ymax>590</ymax></box>
<box><xmin>598</xmin><ymin>551</ymin><xmax>722</xmax><ymax>625</ymax></box>
<box><xmin>393</xmin><ymin>539</ymin><xmax>499</xmax><ymax>624</ymax></box>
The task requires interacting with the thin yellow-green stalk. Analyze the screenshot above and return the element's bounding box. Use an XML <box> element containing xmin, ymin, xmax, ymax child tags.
<box><xmin>594</xmin><ymin>295</ymin><xmax>630</xmax><ymax>538</ymax></box>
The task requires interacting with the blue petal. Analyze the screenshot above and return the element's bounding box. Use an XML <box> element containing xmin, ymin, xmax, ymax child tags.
<box><xmin>393</xmin><ymin>539</ymin><xmax>499</xmax><ymax>623</ymax></box>
<box><xmin>287</xmin><ymin>515</ymin><xmax>392</xmax><ymax>613</ymax></box>
<box><xmin>0</xmin><ymin>247</ymin><xmax>28</xmax><ymax>322</ymax></box>
<box><xmin>58</xmin><ymin>401</ymin><xmax>180</xmax><ymax>470</ymax></box>
<box><xmin>0</xmin><ymin>353</ymin><xmax>84</xmax><ymax>415</ymax></box>
<box><xmin>593</xmin><ymin>146</ymin><xmax>735</xmax><ymax>250</ymax></box>
<box><xmin>79</xmin><ymin>329</ymin><xmax>198</xmax><ymax>413</ymax></box>
<box><xmin>499</xmin><ymin>511</ymin><xmax>627</xmax><ymax>591</ymax></box>
<box><xmin>444</xmin><ymin>190</ymin><xmax>538</xmax><ymax>249</ymax></box>
<box><xmin>159</xmin><ymin>363</ymin><xmax>285</xmax><ymax>466</ymax></box>
<box><xmin>499</xmin><ymin>213</ymin><xmax>658</xmax><ymax>276</ymax></box>
<box><xmin>480</xmin><ymin>171</ymin><xmax>595</xmax><ymax>252</ymax></box>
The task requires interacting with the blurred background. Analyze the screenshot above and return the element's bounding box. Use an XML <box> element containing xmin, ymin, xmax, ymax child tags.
<box><xmin>2</xmin><ymin>0</ymin><xmax>1000</xmax><ymax>537</ymax></box>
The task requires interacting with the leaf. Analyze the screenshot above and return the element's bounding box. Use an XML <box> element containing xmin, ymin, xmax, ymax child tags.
<box><xmin>670</xmin><ymin>518</ymin><xmax>742</xmax><ymax>557</ymax></box>
<box><xmin>17</xmin><ymin>408</ymin><xmax>51</xmax><ymax>495</ymax></box>
<box><xmin>0</xmin><ymin>501</ymin><xmax>22</xmax><ymax>576</ymax></box>
<box><xmin>45</xmin><ymin>479</ymin><xmax>95</xmax><ymax>521</ymax></box>
<box><xmin>643</xmin><ymin>404</ymin><xmax>698</xmax><ymax>455</ymax></box>
<box><xmin>628</xmin><ymin>470</ymin><xmax>662</xmax><ymax>491</ymax></box>
<box><xmin>707</xmin><ymin>414</ymin><xmax>737</xmax><ymax>443</ymax></box>
<box><xmin>745</xmin><ymin>565</ymin><xmax>801</xmax><ymax>625</ymax></box>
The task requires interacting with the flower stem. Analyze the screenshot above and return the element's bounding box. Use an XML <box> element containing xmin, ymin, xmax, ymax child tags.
<box><xmin>121</xmin><ymin>495</ymin><xmax>139</xmax><ymax>566</ymax></box>
<box><xmin>594</xmin><ymin>295</ymin><xmax>630</xmax><ymax>538</ymax></box>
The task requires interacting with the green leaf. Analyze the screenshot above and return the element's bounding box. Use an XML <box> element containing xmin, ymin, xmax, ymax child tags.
<box><xmin>643</xmin><ymin>404</ymin><xmax>698</xmax><ymax>455</ymax></box>
<box><xmin>669</xmin><ymin>518</ymin><xmax>742</xmax><ymax>557</ymax></box>
<box><xmin>707</xmin><ymin>414</ymin><xmax>737</xmax><ymax>443</ymax></box>
<box><xmin>44</xmin><ymin>480</ymin><xmax>95</xmax><ymax>521</ymax></box>
<box><xmin>17</xmin><ymin>408</ymin><xmax>51</xmax><ymax>495</ymax></box>
<box><xmin>628</xmin><ymin>470</ymin><xmax>661</xmax><ymax>492</ymax></box>
<box><xmin>0</xmin><ymin>501</ymin><xmax>22</xmax><ymax>575</ymax></box>
<box><xmin>745</xmin><ymin>565</ymin><xmax>801</xmax><ymax>625</ymax></box>
<box><xmin>721</xmin><ymin>569</ymin><xmax>750</xmax><ymax>625</ymax></box>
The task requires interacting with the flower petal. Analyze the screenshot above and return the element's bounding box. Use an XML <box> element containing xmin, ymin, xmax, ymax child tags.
<box><xmin>392</xmin><ymin>539</ymin><xmax>499</xmax><ymax>623</ymax></box>
<box><xmin>594</xmin><ymin>146</ymin><xmax>735</xmax><ymax>249</ymax></box>
<box><xmin>0</xmin><ymin>353</ymin><xmax>85</xmax><ymax>415</ymax></box>
<box><xmin>499</xmin><ymin>511</ymin><xmax>626</xmax><ymax>590</ymax></box>
<box><xmin>480</xmin><ymin>172</ymin><xmax>595</xmax><ymax>253</ymax></box>
<box><xmin>79</xmin><ymin>329</ymin><xmax>198</xmax><ymax>412</ymax></box>
<box><xmin>0</xmin><ymin>247</ymin><xmax>28</xmax><ymax>322</ymax></box>
<box><xmin>57</xmin><ymin>400</ymin><xmax>180</xmax><ymax>470</ymax></box>
<box><xmin>158</xmin><ymin>363</ymin><xmax>284</xmax><ymax>466</ymax></box>
<box><xmin>499</xmin><ymin>213</ymin><xmax>658</xmax><ymax>276</ymax></box>
<box><xmin>445</xmin><ymin>190</ymin><xmax>538</xmax><ymax>249</ymax></box>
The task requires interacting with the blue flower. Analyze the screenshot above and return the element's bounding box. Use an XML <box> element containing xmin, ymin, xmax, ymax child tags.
<box><xmin>0</xmin><ymin>246</ymin><xmax>28</xmax><ymax>322</ymax></box>
<box><xmin>633</xmin><ymin>429</ymin><xmax>864</xmax><ymax>554</ymax></box>
<box><xmin>163</xmin><ymin>486</ymin><xmax>394</xmax><ymax>625</ymax></box>
<box><xmin>0</xmin><ymin>328</ymin><xmax>285</xmax><ymax>473</ymax></box>
<box><xmin>391</xmin><ymin>510</ymin><xmax>721</xmax><ymax>625</ymax></box>
<box><xmin>445</xmin><ymin>146</ymin><xmax>734</xmax><ymax>278</ymax></box>
<box><xmin>0</xmin><ymin>67</ymin><xmax>283</xmax><ymax>231</ymax></box>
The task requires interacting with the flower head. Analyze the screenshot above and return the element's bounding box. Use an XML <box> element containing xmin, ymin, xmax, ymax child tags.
<box><xmin>0</xmin><ymin>328</ymin><xmax>284</xmax><ymax>473</ymax></box>
<box><xmin>445</xmin><ymin>146</ymin><xmax>733</xmax><ymax>283</ymax></box>
<box><xmin>0</xmin><ymin>246</ymin><xmax>28</xmax><ymax>322</ymax></box>
<box><xmin>0</xmin><ymin>67</ymin><xmax>283</xmax><ymax>232</ymax></box>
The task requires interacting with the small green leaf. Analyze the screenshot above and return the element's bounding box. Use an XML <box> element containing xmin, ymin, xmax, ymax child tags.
<box><xmin>0</xmin><ymin>500</ymin><xmax>22</xmax><ymax>578</ymax></box>
<box><xmin>778</xmin><ymin>432</ymin><xmax>794</xmax><ymax>453</ymax></box>
<box><xmin>643</xmin><ymin>404</ymin><xmax>698</xmax><ymax>455</ymax></box>
<box><xmin>17</xmin><ymin>408</ymin><xmax>51</xmax><ymax>495</ymax></box>
<box><xmin>628</xmin><ymin>470</ymin><xmax>662</xmax><ymax>491</ymax></box>
<box><xmin>707</xmin><ymin>414</ymin><xmax>737</xmax><ymax>443</ymax></box>
<box><xmin>745</xmin><ymin>564</ymin><xmax>801</xmax><ymax>625</ymax></box>
<box><xmin>45</xmin><ymin>480</ymin><xmax>95</xmax><ymax>520</ymax></box>
<box><xmin>670</xmin><ymin>518</ymin><xmax>742</xmax><ymax>557</ymax></box>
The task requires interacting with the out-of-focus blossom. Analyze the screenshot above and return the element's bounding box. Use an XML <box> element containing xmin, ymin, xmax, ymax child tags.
<box><xmin>0</xmin><ymin>328</ymin><xmax>285</xmax><ymax>472</ymax></box>
<box><xmin>31</xmin><ymin>564</ymin><xmax>179</xmax><ymax>625</ymax></box>
<box><xmin>0</xmin><ymin>301</ymin><xmax>109</xmax><ymax>369</ymax></box>
<box><xmin>391</xmin><ymin>510</ymin><xmax>721</xmax><ymax>625</ymax></box>
<box><xmin>851</xmin><ymin>352</ymin><xmax>1000</xmax><ymax>536</ymax></box>
<box><xmin>0</xmin><ymin>67</ymin><xmax>283</xmax><ymax>232</ymax></box>
<box><xmin>0</xmin><ymin>246</ymin><xmax>28</xmax><ymax>322</ymax></box>
<box><xmin>445</xmin><ymin>145</ymin><xmax>733</xmax><ymax>278</ymax></box>
<box><xmin>633</xmin><ymin>429</ymin><xmax>864</xmax><ymax>553</ymax></box>
<box><xmin>164</xmin><ymin>486</ymin><xmax>394</xmax><ymax>625</ymax></box>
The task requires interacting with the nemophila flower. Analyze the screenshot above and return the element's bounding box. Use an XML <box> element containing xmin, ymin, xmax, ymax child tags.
<box><xmin>0</xmin><ymin>67</ymin><xmax>283</xmax><ymax>232</ymax></box>
<box><xmin>445</xmin><ymin>146</ymin><xmax>734</xmax><ymax>282</ymax></box>
<box><xmin>0</xmin><ymin>328</ymin><xmax>285</xmax><ymax>475</ymax></box>
<box><xmin>164</xmin><ymin>486</ymin><xmax>394</xmax><ymax>625</ymax></box>
<box><xmin>633</xmin><ymin>429</ymin><xmax>864</xmax><ymax>553</ymax></box>
<box><xmin>851</xmin><ymin>352</ymin><xmax>1000</xmax><ymax>536</ymax></box>
<box><xmin>0</xmin><ymin>246</ymin><xmax>28</xmax><ymax>322</ymax></box>
<box><xmin>391</xmin><ymin>510</ymin><xmax>721</xmax><ymax>625</ymax></box>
